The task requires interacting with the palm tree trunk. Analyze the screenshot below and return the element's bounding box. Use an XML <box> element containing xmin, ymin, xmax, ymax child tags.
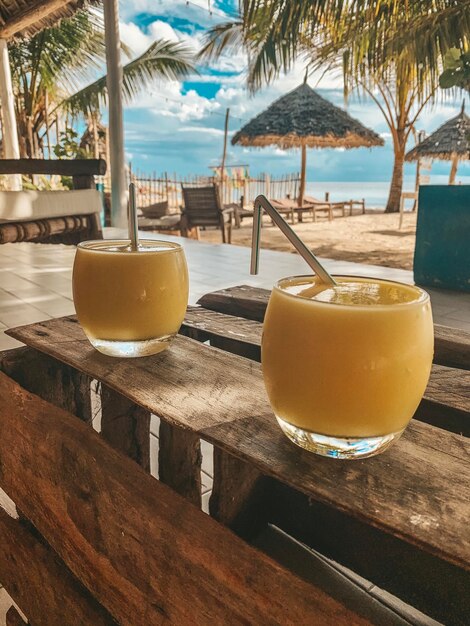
<box><xmin>385</xmin><ymin>131</ymin><xmax>406</xmax><ymax>213</ymax></box>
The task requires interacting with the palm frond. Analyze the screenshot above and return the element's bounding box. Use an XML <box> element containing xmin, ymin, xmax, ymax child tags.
<box><xmin>63</xmin><ymin>39</ymin><xmax>195</xmax><ymax>117</ymax></box>
<box><xmin>198</xmin><ymin>20</ymin><xmax>244</xmax><ymax>62</ymax></box>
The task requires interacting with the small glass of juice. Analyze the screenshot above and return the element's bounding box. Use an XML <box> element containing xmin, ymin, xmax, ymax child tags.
<box><xmin>262</xmin><ymin>275</ymin><xmax>434</xmax><ymax>459</ymax></box>
<box><xmin>73</xmin><ymin>239</ymin><xmax>189</xmax><ymax>357</ymax></box>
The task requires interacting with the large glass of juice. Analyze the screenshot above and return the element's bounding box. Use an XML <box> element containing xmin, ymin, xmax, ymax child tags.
<box><xmin>262</xmin><ymin>275</ymin><xmax>434</xmax><ymax>459</ymax></box>
<box><xmin>73</xmin><ymin>240</ymin><xmax>189</xmax><ymax>357</ymax></box>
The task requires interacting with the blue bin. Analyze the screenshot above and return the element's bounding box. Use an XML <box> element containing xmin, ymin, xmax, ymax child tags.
<box><xmin>414</xmin><ymin>185</ymin><xmax>470</xmax><ymax>293</ymax></box>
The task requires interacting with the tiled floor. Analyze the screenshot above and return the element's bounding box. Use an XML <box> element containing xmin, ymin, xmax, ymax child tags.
<box><xmin>0</xmin><ymin>232</ymin><xmax>464</xmax><ymax>624</ymax></box>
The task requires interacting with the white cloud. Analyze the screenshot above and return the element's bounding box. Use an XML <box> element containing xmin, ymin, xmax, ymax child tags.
<box><xmin>119</xmin><ymin>21</ymin><xmax>153</xmax><ymax>56</ymax></box>
<box><xmin>119</xmin><ymin>0</ymin><xmax>229</xmax><ymax>29</ymax></box>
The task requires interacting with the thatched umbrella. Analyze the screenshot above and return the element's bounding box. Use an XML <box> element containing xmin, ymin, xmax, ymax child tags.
<box><xmin>405</xmin><ymin>103</ymin><xmax>470</xmax><ymax>184</ymax></box>
<box><xmin>232</xmin><ymin>82</ymin><xmax>384</xmax><ymax>205</ymax></box>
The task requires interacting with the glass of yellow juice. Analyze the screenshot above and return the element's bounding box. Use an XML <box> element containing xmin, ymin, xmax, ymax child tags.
<box><xmin>73</xmin><ymin>240</ymin><xmax>189</xmax><ymax>357</ymax></box>
<box><xmin>262</xmin><ymin>275</ymin><xmax>434</xmax><ymax>459</ymax></box>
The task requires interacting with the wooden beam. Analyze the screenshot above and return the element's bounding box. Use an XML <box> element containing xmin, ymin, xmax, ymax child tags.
<box><xmin>0</xmin><ymin>0</ymin><xmax>75</xmax><ymax>40</ymax></box>
<box><xmin>0</xmin><ymin>158</ymin><xmax>106</xmax><ymax>176</ymax></box>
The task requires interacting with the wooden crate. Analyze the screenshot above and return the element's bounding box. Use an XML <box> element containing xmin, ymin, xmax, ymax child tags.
<box><xmin>0</xmin><ymin>284</ymin><xmax>468</xmax><ymax>625</ymax></box>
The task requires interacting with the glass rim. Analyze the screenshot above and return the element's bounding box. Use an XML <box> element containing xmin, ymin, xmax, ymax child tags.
<box><xmin>76</xmin><ymin>239</ymin><xmax>183</xmax><ymax>254</ymax></box>
<box><xmin>273</xmin><ymin>274</ymin><xmax>430</xmax><ymax>308</ymax></box>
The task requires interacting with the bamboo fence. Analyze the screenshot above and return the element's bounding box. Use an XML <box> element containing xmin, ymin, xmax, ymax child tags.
<box><xmin>125</xmin><ymin>169</ymin><xmax>301</xmax><ymax>212</ymax></box>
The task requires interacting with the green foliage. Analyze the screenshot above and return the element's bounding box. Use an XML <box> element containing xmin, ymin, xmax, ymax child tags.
<box><xmin>199</xmin><ymin>1</ymin><xmax>470</xmax><ymax>95</ymax></box>
<box><xmin>8</xmin><ymin>8</ymin><xmax>195</xmax><ymax>157</ymax></box>
<box><xmin>53</xmin><ymin>128</ymin><xmax>88</xmax><ymax>159</ymax></box>
<box><xmin>65</xmin><ymin>39</ymin><xmax>194</xmax><ymax>117</ymax></box>
<box><xmin>439</xmin><ymin>49</ymin><xmax>470</xmax><ymax>91</ymax></box>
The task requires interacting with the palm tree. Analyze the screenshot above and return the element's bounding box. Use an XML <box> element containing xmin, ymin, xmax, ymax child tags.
<box><xmin>200</xmin><ymin>0</ymin><xmax>469</xmax><ymax>212</ymax></box>
<box><xmin>7</xmin><ymin>9</ymin><xmax>194</xmax><ymax>159</ymax></box>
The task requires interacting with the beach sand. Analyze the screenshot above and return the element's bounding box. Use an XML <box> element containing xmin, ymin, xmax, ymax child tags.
<box><xmin>199</xmin><ymin>211</ymin><xmax>417</xmax><ymax>270</ymax></box>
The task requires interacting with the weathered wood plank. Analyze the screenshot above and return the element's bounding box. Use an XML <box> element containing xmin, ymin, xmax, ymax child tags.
<box><xmin>197</xmin><ymin>284</ymin><xmax>268</xmax><ymax>322</ymax></box>
<box><xmin>0</xmin><ymin>158</ymin><xmax>106</xmax><ymax>176</ymax></box>
<box><xmin>183</xmin><ymin>307</ymin><xmax>470</xmax><ymax>435</ymax></box>
<box><xmin>434</xmin><ymin>323</ymin><xmax>470</xmax><ymax>370</ymax></box>
<box><xmin>210</xmin><ymin>448</ymin><xmax>270</xmax><ymax>539</ymax></box>
<box><xmin>0</xmin><ymin>372</ymin><xmax>365</xmax><ymax>626</ymax></box>
<box><xmin>158</xmin><ymin>421</ymin><xmax>201</xmax><ymax>507</ymax></box>
<box><xmin>7</xmin><ymin>317</ymin><xmax>470</xmax><ymax>571</ymax></box>
<box><xmin>197</xmin><ymin>285</ymin><xmax>470</xmax><ymax>369</ymax></box>
<box><xmin>100</xmin><ymin>384</ymin><xmax>150</xmax><ymax>471</ymax></box>
<box><xmin>0</xmin><ymin>346</ymin><xmax>92</xmax><ymax>424</ymax></box>
<box><xmin>268</xmin><ymin>484</ymin><xmax>470</xmax><ymax>626</ymax></box>
<box><xmin>0</xmin><ymin>508</ymin><xmax>115</xmax><ymax>626</ymax></box>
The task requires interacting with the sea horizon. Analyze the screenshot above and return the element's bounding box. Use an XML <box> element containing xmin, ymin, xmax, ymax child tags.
<box><xmin>306</xmin><ymin>175</ymin><xmax>470</xmax><ymax>209</ymax></box>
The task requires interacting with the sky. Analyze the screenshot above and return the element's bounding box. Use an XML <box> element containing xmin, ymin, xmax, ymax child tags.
<box><xmin>116</xmin><ymin>0</ymin><xmax>469</xmax><ymax>183</ymax></box>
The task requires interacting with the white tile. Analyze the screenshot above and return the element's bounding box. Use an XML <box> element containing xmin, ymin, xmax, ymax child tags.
<box><xmin>0</xmin><ymin>332</ymin><xmax>23</xmax><ymax>351</ymax></box>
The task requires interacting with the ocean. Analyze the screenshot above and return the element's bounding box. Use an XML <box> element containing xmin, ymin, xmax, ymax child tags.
<box><xmin>306</xmin><ymin>175</ymin><xmax>470</xmax><ymax>209</ymax></box>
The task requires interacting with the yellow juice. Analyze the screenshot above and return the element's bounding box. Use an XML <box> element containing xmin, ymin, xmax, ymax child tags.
<box><xmin>73</xmin><ymin>240</ymin><xmax>188</xmax><ymax>356</ymax></box>
<box><xmin>262</xmin><ymin>276</ymin><xmax>433</xmax><ymax>440</ymax></box>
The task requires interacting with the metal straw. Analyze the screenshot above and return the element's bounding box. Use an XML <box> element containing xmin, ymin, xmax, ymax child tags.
<box><xmin>251</xmin><ymin>195</ymin><xmax>337</xmax><ymax>286</ymax></box>
<box><xmin>128</xmin><ymin>182</ymin><xmax>139</xmax><ymax>251</ymax></box>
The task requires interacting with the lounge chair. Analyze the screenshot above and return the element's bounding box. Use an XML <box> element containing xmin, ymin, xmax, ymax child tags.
<box><xmin>304</xmin><ymin>195</ymin><xmax>366</xmax><ymax>218</ymax></box>
<box><xmin>181</xmin><ymin>183</ymin><xmax>233</xmax><ymax>243</ymax></box>
<box><xmin>269</xmin><ymin>198</ymin><xmax>333</xmax><ymax>223</ymax></box>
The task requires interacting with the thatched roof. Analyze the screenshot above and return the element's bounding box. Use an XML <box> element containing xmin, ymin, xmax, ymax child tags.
<box><xmin>0</xmin><ymin>0</ymin><xmax>96</xmax><ymax>41</ymax></box>
<box><xmin>232</xmin><ymin>83</ymin><xmax>384</xmax><ymax>149</ymax></box>
<box><xmin>406</xmin><ymin>104</ymin><xmax>470</xmax><ymax>162</ymax></box>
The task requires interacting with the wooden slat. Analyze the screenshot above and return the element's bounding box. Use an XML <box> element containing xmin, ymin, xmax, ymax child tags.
<box><xmin>158</xmin><ymin>422</ymin><xmax>202</xmax><ymax>507</ymax></box>
<box><xmin>0</xmin><ymin>158</ymin><xmax>106</xmax><ymax>176</ymax></box>
<box><xmin>7</xmin><ymin>317</ymin><xmax>470</xmax><ymax>572</ymax></box>
<box><xmin>434</xmin><ymin>323</ymin><xmax>470</xmax><ymax>370</ymax></box>
<box><xmin>0</xmin><ymin>346</ymin><xmax>92</xmax><ymax>424</ymax></box>
<box><xmin>100</xmin><ymin>384</ymin><xmax>150</xmax><ymax>471</ymax></box>
<box><xmin>197</xmin><ymin>285</ymin><xmax>470</xmax><ymax>370</ymax></box>
<box><xmin>183</xmin><ymin>307</ymin><xmax>470</xmax><ymax>436</ymax></box>
<box><xmin>197</xmin><ymin>285</ymin><xmax>268</xmax><ymax>322</ymax></box>
<box><xmin>210</xmin><ymin>448</ymin><xmax>270</xmax><ymax>539</ymax></box>
<box><xmin>0</xmin><ymin>372</ymin><xmax>365</xmax><ymax>626</ymax></box>
<box><xmin>0</xmin><ymin>508</ymin><xmax>114</xmax><ymax>626</ymax></box>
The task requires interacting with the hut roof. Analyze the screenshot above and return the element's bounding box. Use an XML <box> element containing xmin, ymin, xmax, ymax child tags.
<box><xmin>232</xmin><ymin>83</ymin><xmax>384</xmax><ymax>150</ymax></box>
<box><xmin>406</xmin><ymin>105</ymin><xmax>470</xmax><ymax>162</ymax></box>
<box><xmin>0</xmin><ymin>0</ymin><xmax>97</xmax><ymax>41</ymax></box>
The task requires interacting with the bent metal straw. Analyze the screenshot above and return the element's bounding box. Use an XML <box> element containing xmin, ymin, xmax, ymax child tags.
<box><xmin>250</xmin><ymin>195</ymin><xmax>337</xmax><ymax>286</ymax></box>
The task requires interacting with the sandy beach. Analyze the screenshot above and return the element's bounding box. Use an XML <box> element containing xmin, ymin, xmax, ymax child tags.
<box><xmin>199</xmin><ymin>211</ymin><xmax>417</xmax><ymax>270</ymax></box>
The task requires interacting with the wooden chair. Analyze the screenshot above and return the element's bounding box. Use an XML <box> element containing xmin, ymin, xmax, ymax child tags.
<box><xmin>181</xmin><ymin>183</ymin><xmax>232</xmax><ymax>243</ymax></box>
<box><xmin>0</xmin><ymin>159</ymin><xmax>105</xmax><ymax>244</ymax></box>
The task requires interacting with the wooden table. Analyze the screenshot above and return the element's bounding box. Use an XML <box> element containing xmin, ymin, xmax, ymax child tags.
<box><xmin>0</xmin><ymin>285</ymin><xmax>468</xmax><ymax>625</ymax></box>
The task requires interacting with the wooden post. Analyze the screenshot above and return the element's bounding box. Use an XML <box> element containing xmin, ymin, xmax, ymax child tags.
<box><xmin>103</xmin><ymin>0</ymin><xmax>127</xmax><ymax>227</ymax></box>
<box><xmin>298</xmin><ymin>143</ymin><xmax>307</xmax><ymax>207</ymax></box>
<box><xmin>449</xmin><ymin>153</ymin><xmax>459</xmax><ymax>185</ymax></box>
<box><xmin>220</xmin><ymin>107</ymin><xmax>230</xmax><ymax>204</ymax></box>
<box><xmin>0</xmin><ymin>39</ymin><xmax>21</xmax><ymax>189</ymax></box>
<box><xmin>264</xmin><ymin>172</ymin><xmax>270</xmax><ymax>198</ymax></box>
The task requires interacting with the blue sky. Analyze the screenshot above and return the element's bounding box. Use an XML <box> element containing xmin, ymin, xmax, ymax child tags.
<box><xmin>117</xmin><ymin>0</ymin><xmax>469</xmax><ymax>183</ymax></box>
